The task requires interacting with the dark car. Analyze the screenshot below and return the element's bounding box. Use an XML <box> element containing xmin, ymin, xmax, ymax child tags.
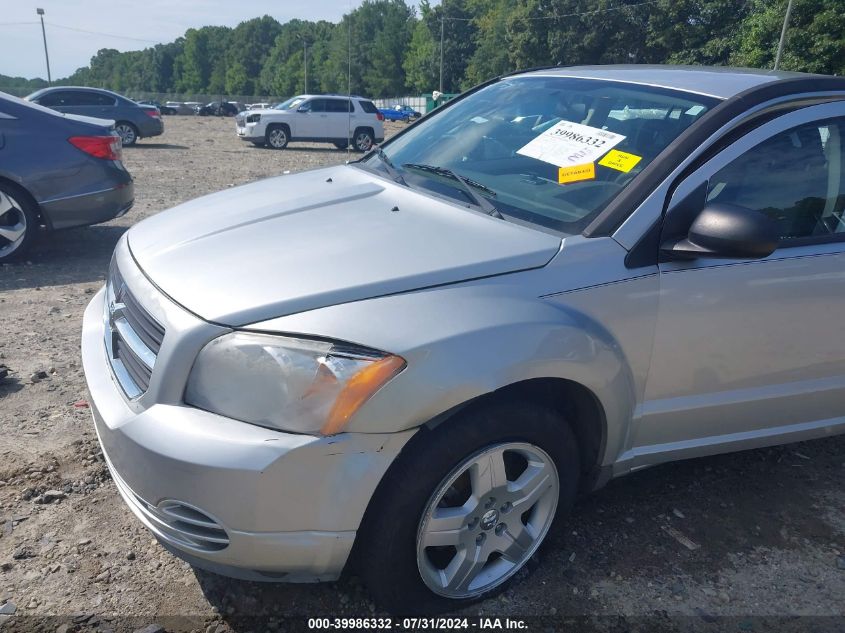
<box><xmin>0</xmin><ymin>91</ymin><xmax>134</xmax><ymax>262</ymax></box>
<box><xmin>26</xmin><ymin>86</ymin><xmax>163</xmax><ymax>146</ymax></box>
<box><xmin>138</xmin><ymin>100</ymin><xmax>176</xmax><ymax>115</ymax></box>
<box><xmin>197</xmin><ymin>101</ymin><xmax>238</xmax><ymax>117</ymax></box>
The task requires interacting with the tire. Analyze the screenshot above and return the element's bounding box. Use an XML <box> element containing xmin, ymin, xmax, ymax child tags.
<box><xmin>265</xmin><ymin>124</ymin><xmax>289</xmax><ymax>149</ymax></box>
<box><xmin>333</xmin><ymin>141</ymin><xmax>349</xmax><ymax>150</ymax></box>
<box><xmin>114</xmin><ymin>122</ymin><xmax>138</xmax><ymax>146</ymax></box>
<box><xmin>353</xmin><ymin>128</ymin><xmax>374</xmax><ymax>152</ymax></box>
<box><xmin>0</xmin><ymin>182</ymin><xmax>38</xmax><ymax>263</ymax></box>
<box><xmin>358</xmin><ymin>400</ymin><xmax>580</xmax><ymax>613</ymax></box>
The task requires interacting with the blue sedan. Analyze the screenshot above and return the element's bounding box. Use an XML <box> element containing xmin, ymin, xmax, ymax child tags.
<box><xmin>379</xmin><ymin>108</ymin><xmax>410</xmax><ymax>123</ymax></box>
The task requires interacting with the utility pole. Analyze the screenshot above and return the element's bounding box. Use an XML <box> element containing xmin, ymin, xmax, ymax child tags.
<box><xmin>304</xmin><ymin>40</ymin><xmax>308</xmax><ymax>93</ymax></box>
<box><xmin>773</xmin><ymin>0</ymin><xmax>794</xmax><ymax>71</ymax></box>
<box><xmin>439</xmin><ymin>18</ymin><xmax>444</xmax><ymax>93</ymax></box>
<box><xmin>36</xmin><ymin>8</ymin><xmax>51</xmax><ymax>85</ymax></box>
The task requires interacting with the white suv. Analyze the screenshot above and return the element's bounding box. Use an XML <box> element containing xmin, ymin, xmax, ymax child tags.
<box><xmin>235</xmin><ymin>94</ymin><xmax>385</xmax><ymax>152</ymax></box>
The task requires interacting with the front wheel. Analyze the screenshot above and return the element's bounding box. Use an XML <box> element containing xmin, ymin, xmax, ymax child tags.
<box><xmin>0</xmin><ymin>183</ymin><xmax>38</xmax><ymax>263</ymax></box>
<box><xmin>358</xmin><ymin>401</ymin><xmax>580</xmax><ymax>613</ymax></box>
<box><xmin>265</xmin><ymin>125</ymin><xmax>289</xmax><ymax>149</ymax></box>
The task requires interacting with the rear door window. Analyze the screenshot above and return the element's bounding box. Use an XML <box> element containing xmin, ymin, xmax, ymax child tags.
<box><xmin>326</xmin><ymin>99</ymin><xmax>353</xmax><ymax>113</ymax></box>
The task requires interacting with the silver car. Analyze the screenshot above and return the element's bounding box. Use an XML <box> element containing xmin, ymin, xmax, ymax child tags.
<box><xmin>81</xmin><ymin>65</ymin><xmax>845</xmax><ymax>612</ymax></box>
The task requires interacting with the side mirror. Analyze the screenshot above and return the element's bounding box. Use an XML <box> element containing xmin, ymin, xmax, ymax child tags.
<box><xmin>297</xmin><ymin>107</ymin><xmax>308</xmax><ymax>113</ymax></box>
<box><xmin>661</xmin><ymin>202</ymin><xmax>780</xmax><ymax>260</ymax></box>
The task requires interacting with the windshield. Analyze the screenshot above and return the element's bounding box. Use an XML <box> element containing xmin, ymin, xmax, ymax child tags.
<box><xmin>271</xmin><ymin>96</ymin><xmax>306</xmax><ymax>111</ymax></box>
<box><xmin>365</xmin><ymin>77</ymin><xmax>718</xmax><ymax>234</ymax></box>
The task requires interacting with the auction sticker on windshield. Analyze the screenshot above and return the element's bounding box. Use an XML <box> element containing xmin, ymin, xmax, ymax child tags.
<box><xmin>517</xmin><ymin>121</ymin><xmax>625</xmax><ymax>168</ymax></box>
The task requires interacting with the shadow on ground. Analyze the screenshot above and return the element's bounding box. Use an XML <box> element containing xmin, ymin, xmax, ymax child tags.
<box><xmin>0</xmin><ymin>225</ymin><xmax>126</xmax><ymax>290</ymax></box>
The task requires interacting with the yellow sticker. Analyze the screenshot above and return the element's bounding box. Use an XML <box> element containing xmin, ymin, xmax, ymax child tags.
<box><xmin>598</xmin><ymin>149</ymin><xmax>642</xmax><ymax>173</ymax></box>
<box><xmin>558</xmin><ymin>163</ymin><xmax>595</xmax><ymax>184</ymax></box>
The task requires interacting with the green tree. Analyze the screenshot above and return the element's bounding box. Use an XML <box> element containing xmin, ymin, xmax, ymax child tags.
<box><xmin>731</xmin><ymin>0</ymin><xmax>845</xmax><ymax>74</ymax></box>
<box><xmin>224</xmin><ymin>16</ymin><xmax>282</xmax><ymax>95</ymax></box>
<box><xmin>464</xmin><ymin>0</ymin><xmax>518</xmax><ymax>86</ymax></box>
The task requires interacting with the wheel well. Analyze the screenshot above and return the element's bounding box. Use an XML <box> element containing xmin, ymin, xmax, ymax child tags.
<box><xmin>426</xmin><ymin>378</ymin><xmax>606</xmax><ymax>489</ymax></box>
<box><xmin>0</xmin><ymin>176</ymin><xmax>44</xmax><ymax>226</ymax></box>
<box><xmin>116</xmin><ymin>120</ymin><xmax>138</xmax><ymax>132</ymax></box>
<box><xmin>267</xmin><ymin>122</ymin><xmax>290</xmax><ymax>135</ymax></box>
<box><xmin>355</xmin><ymin>126</ymin><xmax>374</xmax><ymax>137</ymax></box>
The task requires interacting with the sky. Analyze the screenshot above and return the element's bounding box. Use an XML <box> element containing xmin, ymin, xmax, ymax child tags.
<box><xmin>1</xmin><ymin>0</ymin><xmax>425</xmax><ymax>80</ymax></box>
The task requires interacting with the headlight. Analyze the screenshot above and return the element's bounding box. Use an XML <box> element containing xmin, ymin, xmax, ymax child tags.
<box><xmin>246</xmin><ymin>113</ymin><xmax>261</xmax><ymax>123</ymax></box>
<box><xmin>184</xmin><ymin>332</ymin><xmax>405</xmax><ymax>435</ymax></box>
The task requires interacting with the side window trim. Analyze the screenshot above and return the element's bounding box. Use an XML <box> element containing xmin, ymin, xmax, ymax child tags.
<box><xmin>664</xmin><ymin>100</ymin><xmax>845</xmax><ymax>250</ymax></box>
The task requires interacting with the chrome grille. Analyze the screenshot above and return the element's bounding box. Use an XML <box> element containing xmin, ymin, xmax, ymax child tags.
<box><xmin>104</xmin><ymin>258</ymin><xmax>165</xmax><ymax>398</ymax></box>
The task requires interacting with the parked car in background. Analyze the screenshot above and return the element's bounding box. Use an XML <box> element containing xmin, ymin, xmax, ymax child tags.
<box><xmin>137</xmin><ymin>100</ymin><xmax>175</xmax><ymax>115</ymax></box>
<box><xmin>182</xmin><ymin>101</ymin><xmax>202</xmax><ymax>113</ymax></box>
<box><xmin>197</xmin><ymin>101</ymin><xmax>239</xmax><ymax>117</ymax></box>
<box><xmin>379</xmin><ymin>107</ymin><xmax>410</xmax><ymax>123</ymax></box>
<box><xmin>82</xmin><ymin>65</ymin><xmax>845</xmax><ymax>612</ymax></box>
<box><xmin>164</xmin><ymin>101</ymin><xmax>196</xmax><ymax>115</ymax></box>
<box><xmin>0</xmin><ymin>91</ymin><xmax>133</xmax><ymax>262</ymax></box>
<box><xmin>26</xmin><ymin>86</ymin><xmax>163</xmax><ymax>146</ymax></box>
<box><xmin>246</xmin><ymin>102</ymin><xmax>271</xmax><ymax>110</ymax></box>
<box><xmin>235</xmin><ymin>94</ymin><xmax>384</xmax><ymax>151</ymax></box>
<box><xmin>394</xmin><ymin>104</ymin><xmax>422</xmax><ymax>119</ymax></box>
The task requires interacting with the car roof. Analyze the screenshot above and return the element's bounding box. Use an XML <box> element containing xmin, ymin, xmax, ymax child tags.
<box><xmin>28</xmin><ymin>85</ymin><xmax>128</xmax><ymax>100</ymax></box>
<box><xmin>296</xmin><ymin>94</ymin><xmax>370</xmax><ymax>101</ymax></box>
<box><xmin>514</xmin><ymin>65</ymin><xmax>830</xmax><ymax>100</ymax></box>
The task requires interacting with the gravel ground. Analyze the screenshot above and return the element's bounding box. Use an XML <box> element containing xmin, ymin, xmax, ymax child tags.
<box><xmin>0</xmin><ymin>116</ymin><xmax>843</xmax><ymax>632</ymax></box>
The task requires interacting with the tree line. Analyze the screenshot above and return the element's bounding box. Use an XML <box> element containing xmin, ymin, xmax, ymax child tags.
<box><xmin>3</xmin><ymin>0</ymin><xmax>843</xmax><ymax>100</ymax></box>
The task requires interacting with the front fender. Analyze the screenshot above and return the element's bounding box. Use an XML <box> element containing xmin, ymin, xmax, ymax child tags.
<box><xmin>247</xmin><ymin>275</ymin><xmax>649</xmax><ymax>467</ymax></box>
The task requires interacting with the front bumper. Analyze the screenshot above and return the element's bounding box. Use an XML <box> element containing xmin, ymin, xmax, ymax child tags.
<box><xmin>236</xmin><ymin>122</ymin><xmax>263</xmax><ymax>140</ymax></box>
<box><xmin>81</xmin><ymin>254</ymin><xmax>415</xmax><ymax>581</ymax></box>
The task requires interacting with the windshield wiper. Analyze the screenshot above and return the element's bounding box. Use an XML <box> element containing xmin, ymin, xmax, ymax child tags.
<box><xmin>401</xmin><ymin>163</ymin><xmax>503</xmax><ymax>219</ymax></box>
<box><xmin>373</xmin><ymin>147</ymin><xmax>406</xmax><ymax>186</ymax></box>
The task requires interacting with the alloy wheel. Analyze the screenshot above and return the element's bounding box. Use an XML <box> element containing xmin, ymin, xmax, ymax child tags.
<box><xmin>115</xmin><ymin>123</ymin><xmax>136</xmax><ymax>146</ymax></box>
<box><xmin>268</xmin><ymin>128</ymin><xmax>287</xmax><ymax>148</ymax></box>
<box><xmin>0</xmin><ymin>190</ymin><xmax>28</xmax><ymax>259</ymax></box>
<box><xmin>355</xmin><ymin>132</ymin><xmax>373</xmax><ymax>152</ymax></box>
<box><xmin>416</xmin><ymin>442</ymin><xmax>559</xmax><ymax>599</ymax></box>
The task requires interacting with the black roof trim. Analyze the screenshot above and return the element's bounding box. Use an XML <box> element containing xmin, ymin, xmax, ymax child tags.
<box><xmin>583</xmin><ymin>75</ymin><xmax>845</xmax><ymax>238</ymax></box>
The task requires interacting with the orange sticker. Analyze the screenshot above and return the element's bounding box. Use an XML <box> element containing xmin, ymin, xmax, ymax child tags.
<box><xmin>558</xmin><ymin>163</ymin><xmax>595</xmax><ymax>184</ymax></box>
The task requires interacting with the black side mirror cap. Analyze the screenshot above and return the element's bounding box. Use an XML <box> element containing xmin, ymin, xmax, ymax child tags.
<box><xmin>661</xmin><ymin>202</ymin><xmax>780</xmax><ymax>260</ymax></box>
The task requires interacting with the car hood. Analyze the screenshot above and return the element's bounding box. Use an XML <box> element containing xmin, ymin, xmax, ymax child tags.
<box><xmin>128</xmin><ymin>165</ymin><xmax>561</xmax><ymax>326</ymax></box>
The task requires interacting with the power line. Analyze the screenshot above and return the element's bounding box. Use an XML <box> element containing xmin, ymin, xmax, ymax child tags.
<box><xmin>0</xmin><ymin>20</ymin><xmax>160</xmax><ymax>44</ymax></box>
<box><xmin>44</xmin><ymin>23</ymin><xmax>160</xmax><ymax>44</ymax></box>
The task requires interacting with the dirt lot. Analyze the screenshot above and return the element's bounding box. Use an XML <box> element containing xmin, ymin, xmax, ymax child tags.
<box><xmin>1</xmin><ymin>116</ymin><xmax>844</xmax><ymax>632</ymax></box>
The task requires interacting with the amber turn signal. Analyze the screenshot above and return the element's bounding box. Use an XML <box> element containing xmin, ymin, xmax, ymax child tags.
<box><xmin>321</xmin><ymin>355</ymin><xmax>406</xmax><ymax>435</ymax></box>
